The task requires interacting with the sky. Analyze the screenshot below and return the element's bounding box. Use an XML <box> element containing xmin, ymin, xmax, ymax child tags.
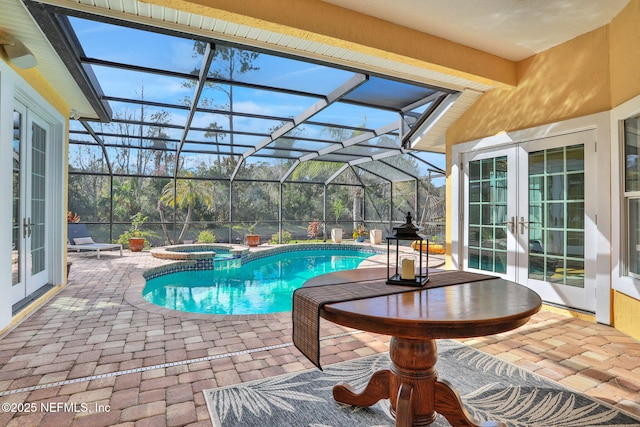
<box><xmin>68</xmin><ymin>16</ymin><xmax>445</xmax><ymax>184</ymax></box>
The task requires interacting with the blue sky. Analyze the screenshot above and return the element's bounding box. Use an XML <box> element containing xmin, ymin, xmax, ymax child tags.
<box><xmin>69</xmin><ymin>16</ymin><xmax>445</xmax><ymax>182</ymax></box>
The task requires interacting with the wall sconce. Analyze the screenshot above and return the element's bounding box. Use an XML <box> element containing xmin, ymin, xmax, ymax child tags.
<box><xmin>0</xmin><ymin>32</ymin><xmax>37</xmax><ymax>69</ymax></box>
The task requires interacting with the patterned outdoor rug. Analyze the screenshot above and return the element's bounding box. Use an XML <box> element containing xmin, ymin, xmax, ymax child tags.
<box><xmin>204</xmin><ymin>340</ymin><xmax>640</xmax><ymax>426</ymax></box>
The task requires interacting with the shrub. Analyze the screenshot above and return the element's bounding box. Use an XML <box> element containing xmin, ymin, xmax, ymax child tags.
<box><xmin>197</xmin><ymin>230</ymin><xmax>217</xmax><ymax>243</ymax></box>
<box><xmin>67</xmin><ymin>211</ymin><xmax>80</xmax><ymax>223</ymax></box>
<box><xmin>307</xmin><ymin>221</ymin><xmax>321</xmax><ymax>240</ymax></box>
<box><xmin>270</xmin><ymin>230</ymin><xmax>292</xmax><ymax>244</ymax></box>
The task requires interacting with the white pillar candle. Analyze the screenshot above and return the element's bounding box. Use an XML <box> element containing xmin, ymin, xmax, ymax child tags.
<box><xmin>401</xmin><ymin>258</ymin><xmax>415</xmax><ymax>280</ymax></box>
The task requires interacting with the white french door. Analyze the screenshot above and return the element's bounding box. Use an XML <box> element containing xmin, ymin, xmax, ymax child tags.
<box><xmin>462</xmin><ymin>130</ymin><xmax>596</xmax><ymax>312</ymax></box>
<box><xmin>12</xmin><ymin>102</ymin><xmax>49</xmax><ymax>304</ymax></box>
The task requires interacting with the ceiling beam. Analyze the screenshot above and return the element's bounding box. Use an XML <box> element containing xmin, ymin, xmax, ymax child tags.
<box><xmin>300</xmin><ymin>120</ymin><xmax>399</xmax><ymax>163</ymax></box>
<box><xmin>79</xmin><ymin>120</ymin><xmax>113</xmax><ymax>174</ymax></box>
<box><xmin>174</xmin><ymin>42</ymin><xmax>216</xmax><ymax>175</ymax></box>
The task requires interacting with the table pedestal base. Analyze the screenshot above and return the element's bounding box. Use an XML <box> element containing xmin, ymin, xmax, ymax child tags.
<box><xmin>332</xmin><ymin>337</ymin><xmax>504</xmax><ymax>427</ymax></box>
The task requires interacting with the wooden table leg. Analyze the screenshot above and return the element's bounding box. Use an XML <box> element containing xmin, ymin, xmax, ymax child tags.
<box><xmin>388</xmin><ymin>337</ymin><xmax>438</xmax><ymax>426</ymax></box>
<box><xmin>434</xmin><ymin>379</ymin><xmax>503</xmax><ymax>427</ymax></box>
<box><xmin>333</xmin><ymin>369</ymin><xmax>391</xmax><ymax>406</ymax></box>
<box><xmin>333</xmin><ymin>336</ymin><xmax>504</xmax><ymax>427</ymax></box>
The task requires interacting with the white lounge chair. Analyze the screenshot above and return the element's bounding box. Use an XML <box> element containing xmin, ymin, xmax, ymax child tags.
<box><xmin>67</xmin><ymin>223</ymin><xmax>123</xmax><ymax>259</ymax></box>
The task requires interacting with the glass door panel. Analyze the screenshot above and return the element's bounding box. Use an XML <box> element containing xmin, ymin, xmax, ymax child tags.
<box><xmin>519</xmin><ymin>133</ymin><xmax>594</xmax><ymax>312</ymax></box>
<box><xmin>12</xmin><ymin>103</ymin><xmax>49</xmax><ymax>304</ymax></box>
<box><xmin>30</xmin><ymin>121</ymin><xmax>47</xmax><ymax>278</ymax></box>
<box><xmin>463</xmin><ymin>130</ymin><xmax>594</xmax><ymax>312</ymax></box>
<box><xmin>463</xmin><ymin>147</ymin><xmax>517</xmax><ymax>279</ymax></box>
<box><xmin>526</xmin><ymin>145</ymin><xmax>585</xmax><ymax>287</ymax></box>
<box><xmin>12</xmin><ymin>111</ymin><xmax>22</xmax><ymax>290</ymax></box>
<box><xmin>468</xmin><ymin>156</ymin><xmax>508</xmax><ymax>273</ymax></box>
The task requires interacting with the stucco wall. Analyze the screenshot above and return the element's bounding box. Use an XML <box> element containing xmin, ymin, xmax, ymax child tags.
<box><xmin>446</xmin><ymin>25</ymin><xmax>611</xmax><ymax>146</ymax></box>
<box><xmin>609</xmin><ymin>0</ymin><xmax>640</xmax><ymax>341</ymax></box>
<box><xmin>445</xmin><ymin>0</ymin><xmax>640</xmax><ymax>340</ymax></box>
<box><xmin>610</xmin><ymin>0</ymin><xmax>640</xmax><ymax>108</ymax></box>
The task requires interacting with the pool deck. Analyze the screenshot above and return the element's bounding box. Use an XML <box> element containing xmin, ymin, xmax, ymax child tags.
<box><xmin>0</xmin><ymin>243</ymin><xmax>638</xmax><ymax>426</ymax></box>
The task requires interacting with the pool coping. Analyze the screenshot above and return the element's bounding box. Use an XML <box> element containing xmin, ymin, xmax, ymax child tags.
<box><xmin>149</xmin><ymin>243</ymin><xmax>250</xmax><ymax>260</ymax></box>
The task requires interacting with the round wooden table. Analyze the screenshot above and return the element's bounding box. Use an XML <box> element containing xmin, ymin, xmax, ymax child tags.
<box><xmin>319</xmin><ymin>274</ymin><xmax>542</xmax><ymax>427</ymax></box>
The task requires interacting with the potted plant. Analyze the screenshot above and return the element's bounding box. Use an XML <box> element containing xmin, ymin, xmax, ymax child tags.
<box><xmin>353</xmin><ymin>223</ymin><xmax>367</xmax><ymax>242</ymax></box>
<box><xmin>246</xmin><ymin>222</ymin><xmax>260</xmax><ymax>247</ymax></box>
<box><xmin>117</xmin><ymin>212</ymin><xmax>148</xmax><ymax>252</ymax></box>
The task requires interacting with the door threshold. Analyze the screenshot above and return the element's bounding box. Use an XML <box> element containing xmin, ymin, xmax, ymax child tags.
<box><xmin>541</xmin><ymin>303</ymin><xmax>595</xmax><ymax>322</ymax></box>
<box><xmin>12</xmin><ymin>284</ymin><xmax>55</xmax><ymax>316</ymax></box>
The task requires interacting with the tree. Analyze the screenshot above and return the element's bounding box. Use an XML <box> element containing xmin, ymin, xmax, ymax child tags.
<box><xmin>183</xmin><ymin>44</ymin><xmax>260</xmax><ymax>155</ymax></box>
<box><xmin>159</xmin><ymin>175</ymin><xmax>214</xmax><ymax>243</ymax></box>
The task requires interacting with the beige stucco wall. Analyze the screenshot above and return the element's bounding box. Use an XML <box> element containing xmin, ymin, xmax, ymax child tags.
<box><xmin>610</xmin><ymin>0</ymin><xmax>640</xmax><ymax>108</ymax></box>
<box><xmin>609</xmin><ymin>0</ymin><xmax>640</xmax><ymax>341</ymax></box>
<box><xmin>446</xmin><ymin>25</ymin><xmax>611</xmax><ymax>146</ymax></box>
<box><xmin>445</xmin><ymin>0</ymin><xmax>640</xmax><ymax>340</ymax></box>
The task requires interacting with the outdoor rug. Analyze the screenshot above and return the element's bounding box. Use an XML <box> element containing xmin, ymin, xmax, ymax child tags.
<box><xmin>204</xmin><ymin>340</ymin><xmax>640</xmax><ymax>427</ymax></box>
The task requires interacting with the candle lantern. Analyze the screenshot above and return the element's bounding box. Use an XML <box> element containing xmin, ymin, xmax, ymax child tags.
<box><xmin>386</xmin><ymin>212</ymin><xmax>429</xmax><ymax>287</ymax></box>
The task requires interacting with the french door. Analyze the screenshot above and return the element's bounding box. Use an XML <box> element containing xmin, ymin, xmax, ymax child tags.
<box><xmin>462</xmin><ymin>131</ymin><xmax>595</xmax><ymax>312</ymax></box>
<box><xmin>12</xmin><ymin>102</ymin><xmax>49</xmax><ymax>304</ymax></box>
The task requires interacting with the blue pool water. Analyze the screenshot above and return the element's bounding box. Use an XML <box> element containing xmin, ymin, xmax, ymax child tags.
<box><xmin>143</xmin><ymin>248</ymin><xmax>375</xmax><ymax>315</ymax></box>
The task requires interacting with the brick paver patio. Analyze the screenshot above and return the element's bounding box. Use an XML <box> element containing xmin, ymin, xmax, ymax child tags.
<box><xmin>0</xmin><ymin>249</ymin><xmax>638</xmax><ymax>426</ymax></box>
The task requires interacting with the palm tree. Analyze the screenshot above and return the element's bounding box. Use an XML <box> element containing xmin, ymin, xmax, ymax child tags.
<box><xmin>159</xmin><ymin>174</ymin><xmax>213</xmax><ymax>243</ymax></box>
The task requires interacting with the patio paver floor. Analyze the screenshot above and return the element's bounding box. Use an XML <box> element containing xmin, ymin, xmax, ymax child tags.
<box><xmin>0</xmin><ymin>249</ymin><xmax>638</xmax><ymax>426</ymax></box>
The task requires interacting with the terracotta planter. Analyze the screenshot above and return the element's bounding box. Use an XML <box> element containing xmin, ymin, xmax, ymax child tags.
<box><xmin>128</xmin><ymin>237</ymin><xmax>146</xmax><ymax>252</ymax></box>
<box><xmin>246</xmin><ymin>234</ymin><xmax>260</xmax><ymax>247</ymax></box>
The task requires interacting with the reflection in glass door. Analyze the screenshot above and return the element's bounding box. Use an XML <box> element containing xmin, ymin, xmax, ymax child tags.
<box><xmin>463</xmin><ymin>147</ymin><xmax>518</xmax><ymax>279</ymax></box>
<box><xmin>30</xmin><ymin>121</ymin><xmax>47</xmax><ymax>281</ymax></box>
<box><xmin>12</xmin><ymin>111</ymin><xmax>22</xmax><ymax>290</ymax></box>
<box><xmin>467</xmin><ymin>156</ymin><xmax>509</xmax><ymax>274</ymax></box>
<box><xmin>527</xmin><ymin>145</ymin><xmax>584</xmax><ymax>288</ymax></box>
<box><xmin>12</xmin><ymin>104</ymin><xmax>49</xmax><ymax>304</ymax></box>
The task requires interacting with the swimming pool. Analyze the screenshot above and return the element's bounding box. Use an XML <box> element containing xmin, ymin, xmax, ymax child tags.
<box><xmin>142</xmin><ymin>246</ymin><xmax>378</xmax><ymax>315</ymax></box>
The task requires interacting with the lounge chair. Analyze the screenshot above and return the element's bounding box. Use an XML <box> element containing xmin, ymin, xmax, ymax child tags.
<box><xmin>67</xmin><ymin>223</ymin><xmax>123</xmax><ymax>259</ymax></box>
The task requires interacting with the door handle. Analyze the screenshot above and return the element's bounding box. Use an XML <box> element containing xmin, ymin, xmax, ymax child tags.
<box><xmin>503</xmin><ymin>216</ymin><xmax>515</xmax><ymax>233</ymax></box>
<box><xmin>23</xmin><ymin>217</ymin><xmax>33</xmax><ymax>238</ymax></box>
<box><xmin>519</xmin><ymin>216</ymin><xmax>529</xmax><ymax>234</ymax></box>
